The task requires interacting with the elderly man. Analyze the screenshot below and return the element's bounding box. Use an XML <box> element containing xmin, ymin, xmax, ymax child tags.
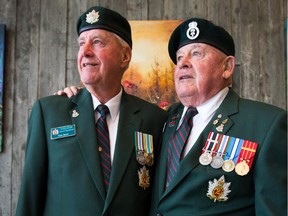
<box><xmin>16</xmin><ymin>6</ymin><xmax>167</xmax><ymax>216</ymax></box>
<box><xmin>150</xmin><ymin>18</ymin><xmax>287</xmax><ymax>216</ymax></box>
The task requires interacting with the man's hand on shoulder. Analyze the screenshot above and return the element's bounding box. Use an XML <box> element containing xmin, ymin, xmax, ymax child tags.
<box><xmin>54</xmin><ymin>86</ymin><xmax>80</xmax><ymax>98</ymax></box>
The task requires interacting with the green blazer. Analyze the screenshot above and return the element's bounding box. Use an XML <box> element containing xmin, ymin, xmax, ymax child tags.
<box><xmin>150</xmin><ymin>89</ymin><xmax>287</xmax><ymax>216</ymax></box>
<box><xmin>16</xmin><ymin>88</ymin><xmax>167</xmax><ymax>216</ymax></box>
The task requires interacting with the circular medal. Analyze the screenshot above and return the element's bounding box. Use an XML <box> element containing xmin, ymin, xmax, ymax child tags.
<box><xmin>199</xmin><ymin>153</ymin><xmax>212</xmax><ymax>165</ymax></box>
<box><xmin>235</xmin><ymin>161</ymin><xmax>250</xmax><ymax>176</ymax></box>
<box><xmin>222</xmin><ymin>159</ymin><xmax>235</xmax><ymax>172</ymax></box>
<box><xmin>210</xmin><ymin>155</ymin><xmax>224</xmax><ymax>169</ymax></box>
<box><xmin>136</xmin><ymin>151</ymin><xmax>146</xmax><ymax>165</ymax></box>
<box><xmin>146</xmin><ymin>154</ymin><xmax>154</xmax><ymax>166</ymax></box>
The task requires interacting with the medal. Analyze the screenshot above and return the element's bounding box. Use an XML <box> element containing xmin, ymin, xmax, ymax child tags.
<box><xmin>199</xmin><ymin>152</ymin><xmax>213</xmax><ymax>165</ymax></box>
<box><xmin>235</xmin><ymin>140</ymin><xmax>258</xmax><ymax>176</ymax></box>
<box><xmin>134</xmin><ymin>131</ymin><xmax>154</xmax><ymax>166</ymax></box>
<box><xmin>210</xmin><ymin>155</ymin><xmax>224</xmax><ymax>169</ymax></box>
<box><xmin>235</xmin><ymin>160</ymin><xmax>249</xmax><ymax>176</ymax></box>
<box><xmin>145</xmin><ymin>154</ymin><xmax>154</xmax><ymax>166</ymax></box>
<box><xmin>136</xmin><ymin>151</ymin><xmax>146</xmax><ymax>165</ymax></box>
<box><xmin>200</xmin><ymin>132</ymin><xmax>219</xmax><ymax>166</ymax></box>
<box><xmin>222</xmin><ymin>159</ymin><xmax>235</xmax><ymax>172</ymax></box>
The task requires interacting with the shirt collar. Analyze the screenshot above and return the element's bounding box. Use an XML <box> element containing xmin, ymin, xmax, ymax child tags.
<box><xmin>91</xmin><ymin>88</ymin><xmax>122</xmax><ymax>122</ymax></box>
<box><xmin>183</xmin><ymin>87</ymin><xmax>229</xmax><ymax>119</ymax></box>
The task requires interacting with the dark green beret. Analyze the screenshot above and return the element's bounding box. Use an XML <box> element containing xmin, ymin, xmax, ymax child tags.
<box><xmin>168</xmin><ymin>18</ymin><xmax>235</xmax><ymax>64</ymax></box>
<box><xmin>77</xmin><ymin>6</ymin><xmax>132</xmax><ymax>48</ymax></box>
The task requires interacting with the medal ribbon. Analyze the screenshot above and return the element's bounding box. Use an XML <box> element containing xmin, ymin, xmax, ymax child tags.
<box><xmin>223</xmin><ymin>137</ymin><xmax>244</xmax><ymax>163</ymax></box>
<box><xmin>202</xmin><ymin>132</ymin><xmax>220</xmax><ymax>155</ymax></box>
<box><xmin>217</xmin><ymin>135</ymin><xmax>229</xmax><ymax>157</ymax></box>
<box><xmin>143</xmin><ymin>133</ymin><xmax>153</xmax><ymax>155</ymax></box>
<box><xmin>236</xmin><ymin>140</ymin><xmax>258</xmax><ymax>168</ymax></box>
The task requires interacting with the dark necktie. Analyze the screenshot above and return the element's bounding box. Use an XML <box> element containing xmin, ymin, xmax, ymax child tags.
<box><xmin>165</xmin><ymin>107</ymin><xmax>198</xmax><ymax>189</ymax></box>
<box><xmin>96</xmin><ymin>104</ymin><xmax>111</xmax><ymax>193</ymax></box>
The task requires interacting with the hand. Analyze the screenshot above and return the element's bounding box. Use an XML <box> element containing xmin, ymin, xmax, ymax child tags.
<box><xmin>54</xmin><ymin>86</ymin><xmax>80</xmax><ymax>98</ymax></box>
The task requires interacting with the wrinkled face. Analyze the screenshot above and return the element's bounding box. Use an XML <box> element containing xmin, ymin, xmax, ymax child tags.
<box><xmin>174</xmin><ymin>43</ymin><xmax>232</xmax><ymax>107</ymax></box>
<box><xmin>77</xmin><ymin>29</ymin><xmax>131</xmax><ymax>90</ymax></box>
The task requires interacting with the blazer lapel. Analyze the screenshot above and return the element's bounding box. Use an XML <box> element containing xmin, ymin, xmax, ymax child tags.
<box><xmin>104</xmin><ymin>92</ymin><xmax>142</xmax><ymax>210</ymax></box>
<box><xmin>161</xmin><ymin>89</ymin><xmax>239</xmax><ymax>198</ymax></box>
<box><xmin>70</xmin><ymin>89</ymin><xmax>106</xmax><ymax>200</ymax></box>
<box><xmin>157</xmin><ymin>105</ymin><xmax>183</xmax><ymax>197</ymax></box>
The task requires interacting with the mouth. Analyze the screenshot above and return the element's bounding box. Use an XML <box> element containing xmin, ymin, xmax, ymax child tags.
<box><xmin>82</xmin><ymin>63</ymin><xmax>98</xmax><ymax>67</ymax></box>
<box><xmin>179</xmin><ymin>75</ymin><xmax>193</xmax><ymax>80</ymax></box>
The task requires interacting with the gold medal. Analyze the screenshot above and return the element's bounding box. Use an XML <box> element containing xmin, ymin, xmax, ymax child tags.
<box><xmin>145</xmin><ymin>154</ymin><xmax>154</xmax><ymax>166</ymax></box>
<box><xmin>222</xmin><ymin>160</ymin><xmax>235</xmax><ymax>172</ymax></box>
<box><xmin>235</xmin><ymin>161</ymin><xmax>249</xmax><ymax>176</ymax></box>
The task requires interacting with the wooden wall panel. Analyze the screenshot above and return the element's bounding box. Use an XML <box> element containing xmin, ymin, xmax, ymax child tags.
<box><xmin>0</xmin><ymin>0</ymin><xmax>286</xmax><ymax>215</ymax></box>
<box><xmin>11</xmin><ymin>0</ymin><xmax>42</xmax><ymax>213</ymax></box>
<box><xmin>0</xmin><ymin>0</ymin><xmax>17</xmax><ymax>215</ymax></box>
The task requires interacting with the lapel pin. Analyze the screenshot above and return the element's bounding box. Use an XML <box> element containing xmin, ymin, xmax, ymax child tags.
<box><xmin>72</xmin><ymin>110</ymin><xmax>79</xmax><ymax>117</ymax></box>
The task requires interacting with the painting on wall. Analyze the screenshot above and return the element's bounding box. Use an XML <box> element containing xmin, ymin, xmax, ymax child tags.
<box><xmin>122</xmin><ymin>20</ymin><xmax>182</xmax><ymax>110</ymax></box>
<box><xmin>0</xmin><ymin>24</ymin><xmax>5</xmax><ymax>152</ymax></box>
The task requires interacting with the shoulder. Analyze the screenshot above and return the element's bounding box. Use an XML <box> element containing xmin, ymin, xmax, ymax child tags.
<box><xmin>238</xmin><ymin>97</ymin><xmax>286</xmax><ymax>117</ymax></box>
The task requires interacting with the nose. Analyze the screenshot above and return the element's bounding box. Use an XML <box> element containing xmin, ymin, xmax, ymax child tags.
<box><xmin>80</xmin><ymin>43</ymin><xmax>94</xmax><ymax>57</ymax></box>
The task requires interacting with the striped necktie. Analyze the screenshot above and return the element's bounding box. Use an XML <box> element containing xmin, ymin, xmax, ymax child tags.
<box><xmin>165</xmin><ymin>107</ymin><xmax>198</xmax><ymax>189</ymax></box>
<box><xmin>96</xmin><ymin>104</ymin><xmax>111</xmax><ymax>193</ymax></box>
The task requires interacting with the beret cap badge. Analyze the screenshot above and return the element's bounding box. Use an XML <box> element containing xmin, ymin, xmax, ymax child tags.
<box><xmin>85</xmin><ymin>9</ymin><xmax>99</xmax><ymax>24</ymax></box>
<box><xmin>186</xmin><ymin>22</ymin><xmax>200</xmax><ymax>40</ymax></box>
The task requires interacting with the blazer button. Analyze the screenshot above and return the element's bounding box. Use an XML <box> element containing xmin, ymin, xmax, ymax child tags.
<box><xmin>156</xmin><ymin>213</ymin><xmax>163</xmax><ymax>216</ymax></box>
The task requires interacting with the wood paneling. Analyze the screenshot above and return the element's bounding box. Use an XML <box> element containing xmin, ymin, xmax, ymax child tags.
<box><xmin>0</xmin><ymin>0</ymin><xmax>286</xmax><ymax>215</ymax></box>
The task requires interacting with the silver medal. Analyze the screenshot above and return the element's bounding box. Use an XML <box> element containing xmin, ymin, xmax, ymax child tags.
<box><xmin>210</xmin><ymin>155</ymin><xmax>224</xmax><ymax>169</ymax></box>
<box><xmin>199</xmin><ymin>152</ymin><xmax>212</xmax><ymax>165</ymax></box>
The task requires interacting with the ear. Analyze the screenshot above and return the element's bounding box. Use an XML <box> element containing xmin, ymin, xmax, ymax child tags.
<box><xmin>222</xmin><ymin>56</ymin><xmax>235</xmax><ymax>79</ymax></box>
<box><xmin>121</xmin><ymin>47</ymin><xmax>132</xmax><ymax>68</ymax></box>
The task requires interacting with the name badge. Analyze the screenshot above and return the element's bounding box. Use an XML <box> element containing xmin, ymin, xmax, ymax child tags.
<box><xmin>51</xmin><ymin>124</ymin><xmax>76</xmax><ymax>140</ymax></box>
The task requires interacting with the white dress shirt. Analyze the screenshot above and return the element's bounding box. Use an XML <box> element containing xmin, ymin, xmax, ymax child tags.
<box><xmin>181</xmin><ymin>87</ymin><xmax>229</xmax><ymax>157</ymax></box>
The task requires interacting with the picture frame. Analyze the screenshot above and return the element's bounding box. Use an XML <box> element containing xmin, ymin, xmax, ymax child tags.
<box><xmin>0</xmin><ymin>24</ymin><xmax>5</xmax><ymax>152</ymax></box>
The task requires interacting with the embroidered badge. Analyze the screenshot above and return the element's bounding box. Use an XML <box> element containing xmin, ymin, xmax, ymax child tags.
<box><xmin>207</xmin><ymin>175</ymin><xmax>231</xmax><ymax>202</ymax></box>
<box><xmin>86</xmin><ymin>9</ymin><xmax>100</xmax><ymax>24</ymax></box>
<box><xmin>186</xmin><ymin>21</ymin><xmax>200</xmax><ymax>40</ymax></box>
<box><xmin>138</xmin><ymin>166</ymin><xmax>150</xmax><ymax>190</ymax></box>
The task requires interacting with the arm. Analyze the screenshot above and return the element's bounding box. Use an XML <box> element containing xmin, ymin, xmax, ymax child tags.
<box><xmin>16</xmin><ymin>100</ymin><xmax>48</xmax><ymax>216</ymax></box>
<box><xmin>254</xmin><ymin>110</ymin><xmax>287</xmax><ymax>216</ymax></box>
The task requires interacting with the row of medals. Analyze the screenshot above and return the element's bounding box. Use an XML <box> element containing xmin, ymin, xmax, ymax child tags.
<box><xmin>199</xmin><ymin>151</ymin><xmax>249</xmax><ymax>176</ymax></box>
<box><xmin>137</xmin><ymin>150</ymin><xmax>154</xmax><ymax>166</ymax></box>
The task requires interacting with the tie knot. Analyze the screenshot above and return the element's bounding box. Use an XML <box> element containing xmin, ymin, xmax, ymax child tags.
<box><xmin>96</xmin><ymin>104</ymin><xmax>110</xmax><ymax>119</ymax></box>
<box><xmin>185</xmin><ymin>107</ymin><xmax>198</xmax><ymax>119</ymax></box>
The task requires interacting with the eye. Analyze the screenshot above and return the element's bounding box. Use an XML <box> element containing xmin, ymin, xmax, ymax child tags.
<box><xmin>78</xmin><ymin>40</ymin><xmax>85</xmax><ymax>47</ymax></box>
<box><xmin>176</xmin><ymin>55</ymin><xmax>183</xmax><ymax>62</ymax></box>
<box><xmin>192</xmin><ymin>50</ymin><xmax>201</xmax><ymax>56</ymax></box>
<box><xmin>93</xmin><ymin>39</ymin><xmax>103</xmax><ymax>45</ymax></box>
